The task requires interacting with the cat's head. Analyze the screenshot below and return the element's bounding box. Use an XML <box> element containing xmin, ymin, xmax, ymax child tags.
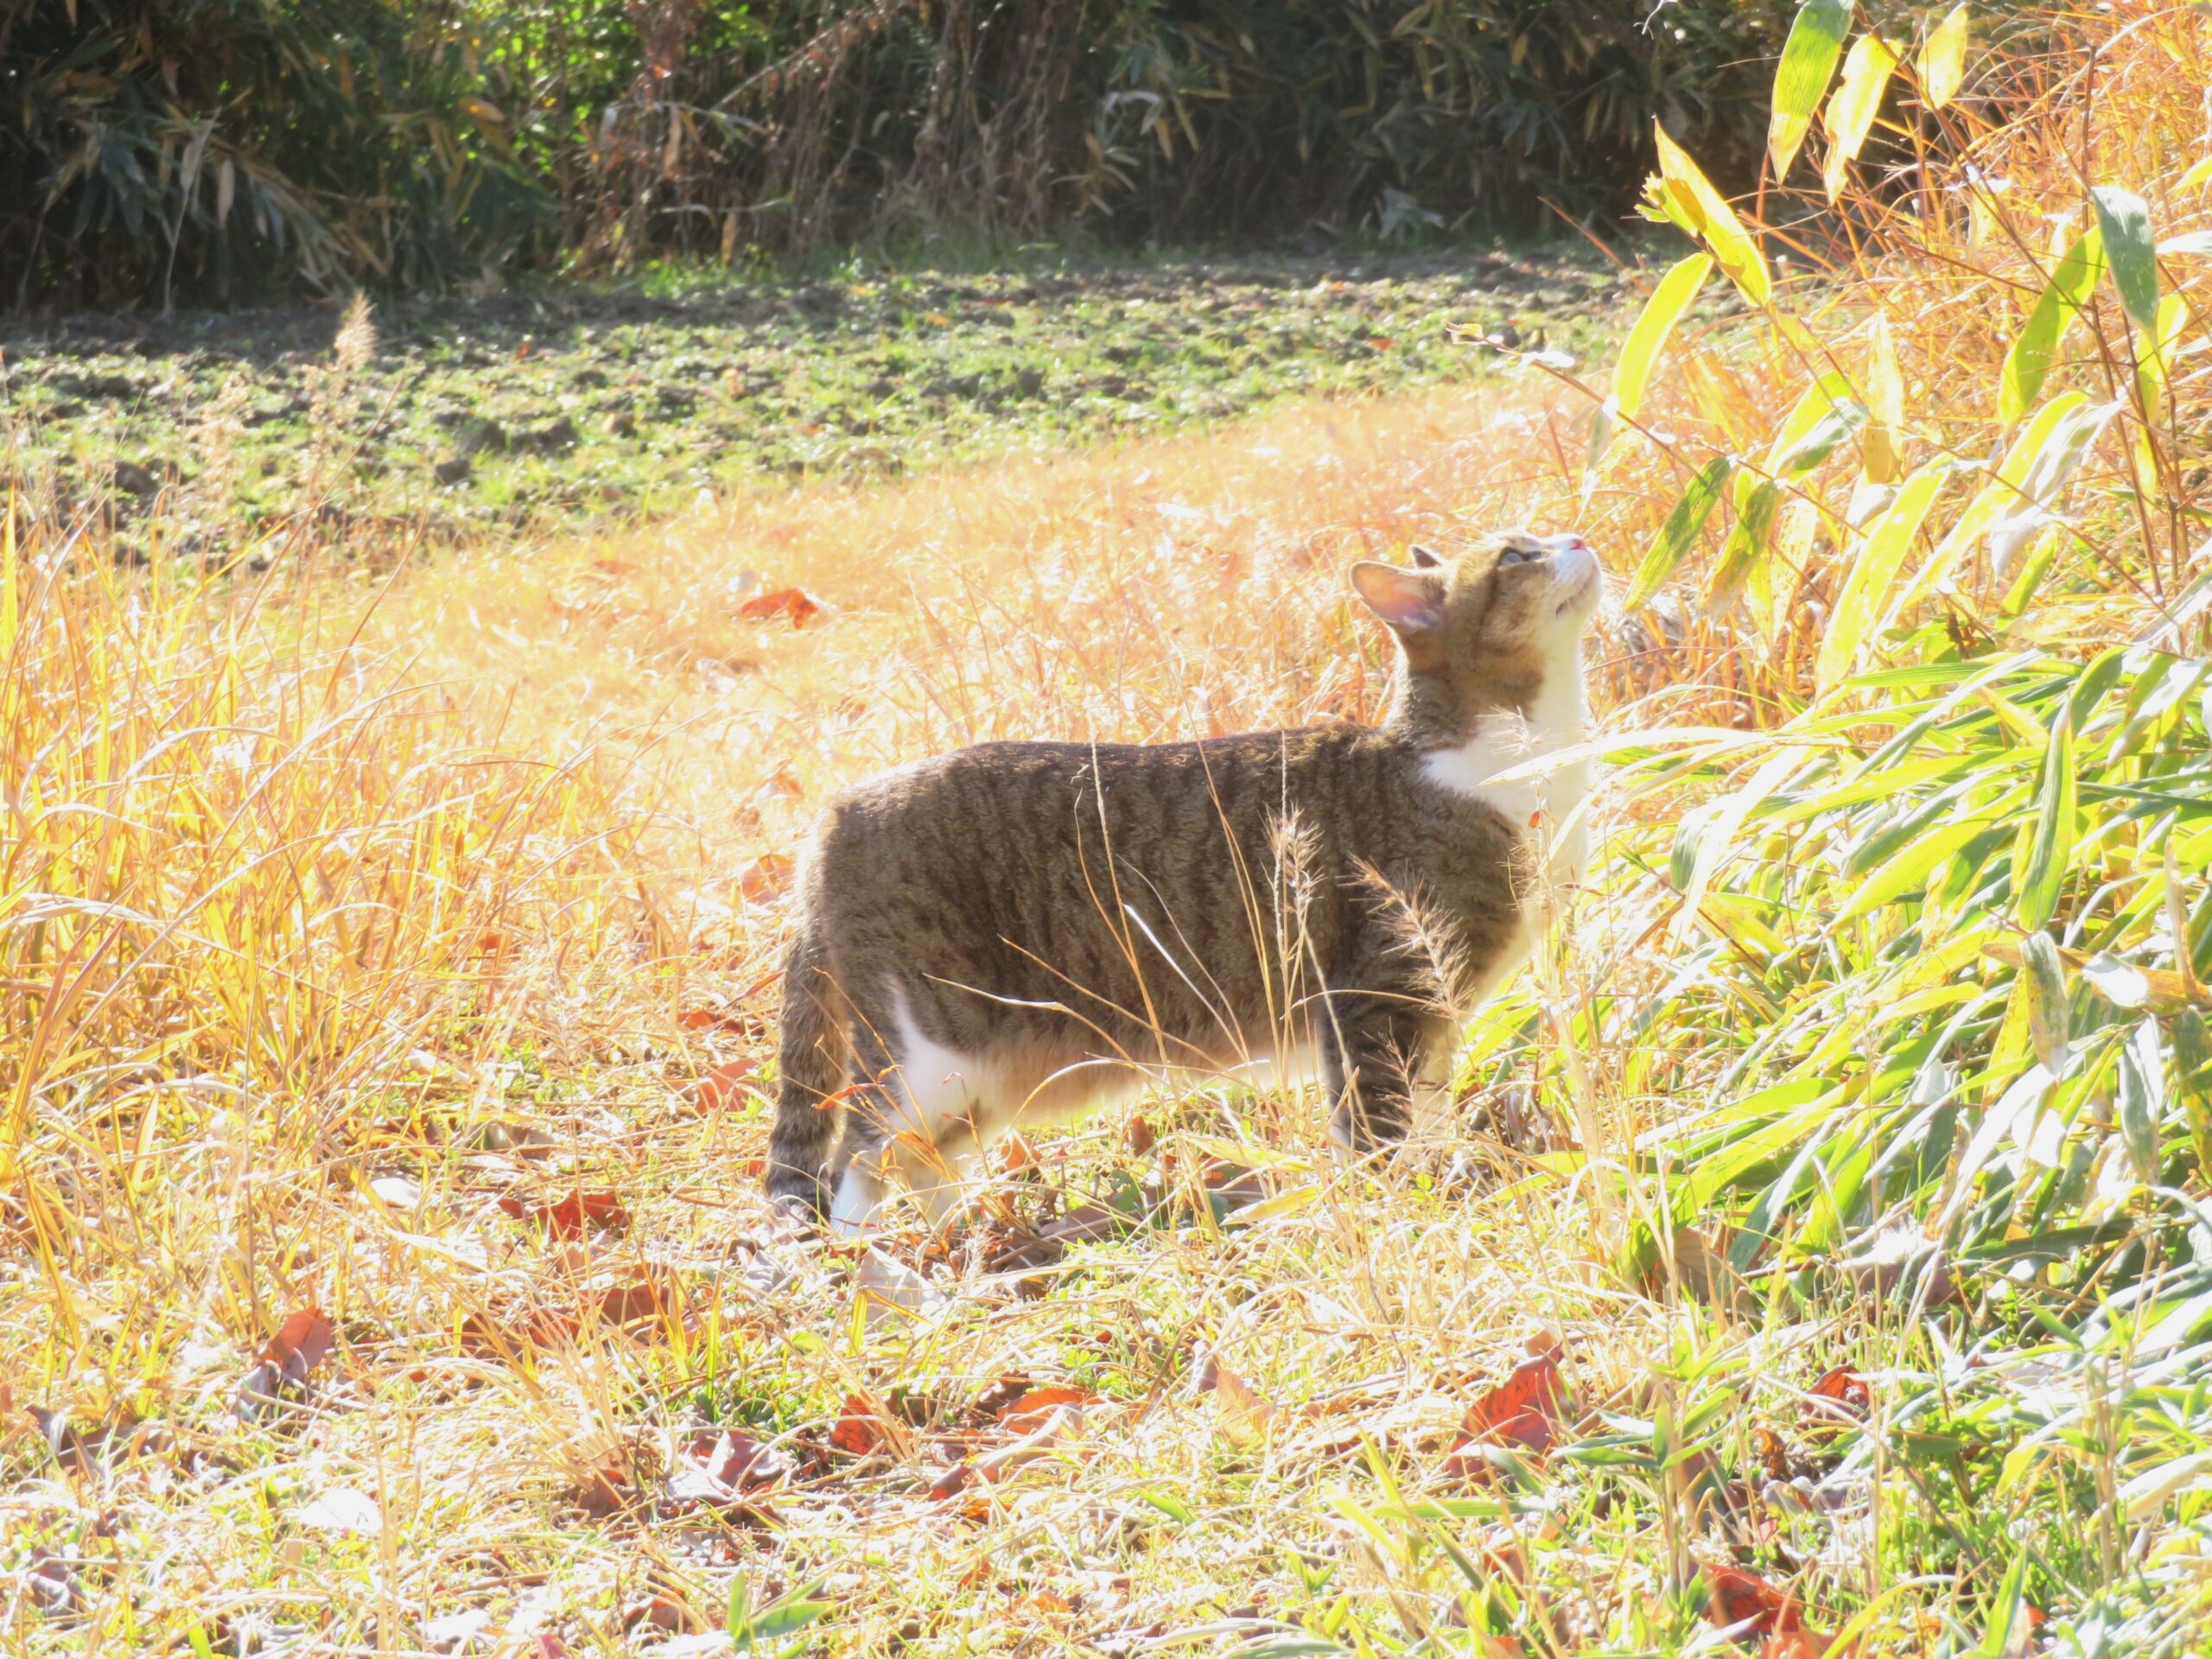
<box><xmin>1348</xmin><ymin>529</ymin><xmax>1599</xmax><ymax>742</ymax></box>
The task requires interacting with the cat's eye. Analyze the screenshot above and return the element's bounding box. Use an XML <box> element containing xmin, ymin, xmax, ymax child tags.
<box><xmin>1497</xmin><ymin>546</ymin><xmax>1541</xmax><ymax>567</ymax></box>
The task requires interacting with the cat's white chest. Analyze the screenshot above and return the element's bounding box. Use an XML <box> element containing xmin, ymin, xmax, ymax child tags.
<box><xmin>1418</xmin><ymin>671</ymin><xmax>1588</xmax><ymax>887</ymax></box>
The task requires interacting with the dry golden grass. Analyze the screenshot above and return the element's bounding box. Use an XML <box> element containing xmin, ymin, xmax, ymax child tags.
<box><xmin>14</xmin><ymin>5</ymin><xmax>2212</xmax><ymax>1649</ymax></box>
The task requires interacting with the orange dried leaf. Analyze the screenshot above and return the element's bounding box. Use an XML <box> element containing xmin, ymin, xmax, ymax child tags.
<box><xmin>830</xmin><ymin>1393</ymin><xmax>891</xmax><ymax>1456</ymax></box>
<box><xmin>498</xmin><ymin>1189</ymin><xmax>629</xmax><ymax>1239</ymax></box>
<box><xmin>1198</xmin><ymin>1355</ymin><xmax>1278</xmax><ymax>1447</ymax></box>
<box><xmin>574</xmin><ymin>1467</ymin><xmax>632</xmax><ymax>1518</ymax></box>
<box><xmin>1460</xmin><ymin>1352</ymin><xmax>1567</xmax><ymax>1452</ymax></box>
<box><xmin>1704</xmin><ymin>1562</ymin><xmax>1804</xmax><ymax>1637</ymax></box>
<box><xmin>588</xmin><ymin>1270</ymin><xmax>677</xmax><ymax>1328</ymax></box>
<box><xmin>996</xmin><ymin>1385</ymin><xmax>1098</xmax><ymax>1437</ymax></box>
<box><xmin>1000</xmin><ymin>1131</ymin><xmax>1037</xmax><ymax>1173</ymax></box>
<box><xmin>737</xmin><ymin>852</ymin><xmax>796</xmax><ymax>902</ymax></box>
<box><xmin>693</xmin><ymin>1059</ymin><xmax>758</xmax><ymax>1110</ymax></box>
<box><xmin>262</xmin><ymin>1309</ymin><xmax>334</xmax><ymax>1382</ymax></box>
<box><xmin>737</xmin><ymin>588</ymin><xmax>823</xmax><ymax>626</ymax></box>
<box><xmin>1754</xmin><ymin>1426</ymin><xmax>1791</xmax><ymax>1481</ymax></box>
<box><xmin>1807</xmin><ymin>1365</ymin><xmax>1872</xmax><ymax>1424</ymax></box>
<box><xmin>1125</xmin><ymin>1113</ymin><xmax>1155</xmax><ymax>1155</ymax></box>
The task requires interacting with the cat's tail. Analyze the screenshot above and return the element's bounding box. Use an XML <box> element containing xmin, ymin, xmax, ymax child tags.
<box><xmin>764</xmin><ymin>902</ymin><xmax>846</xmax><ymax>1217</ymax></box>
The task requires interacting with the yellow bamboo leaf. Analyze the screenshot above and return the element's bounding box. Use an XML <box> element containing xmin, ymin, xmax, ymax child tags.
<box><xmin>1823</xmin><ymin>33</ymin><xmax>1901</xmax><ymax>201</ymax></box>
<box><xmin>1817</xmin><ymin>461</ymin><xmax>1949</xmax><ymax>690</ymax></box>
<box><xmin>1654</xmin><ymin>123</ymin><xmax>1771</xmax><ymax>308</ymax></box>
<box><xmin>1916</xmin><ymin>3</ymin><xmax>1970</xmax><ymax>111</ymax></box>
<box><xmin>1613</xmin><ymin>252</ymin><xmax>1713</xmax><ymax>421</ymax></box>
<box><xmin>1862</xmin><ymin>312</ymin><xmax>1906</xmax><ymax>481</ymax></box>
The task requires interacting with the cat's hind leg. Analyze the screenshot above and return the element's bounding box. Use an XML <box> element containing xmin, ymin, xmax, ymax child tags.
<box><xmin>1319</xmin><ymin>989</ymin><xmax>1433</xmax><ymax>1155</ymax></box>
<box><xmin>826</xmin><ymin>990</ymin><xmax>997</xmax><ymax>1236</ymax></box>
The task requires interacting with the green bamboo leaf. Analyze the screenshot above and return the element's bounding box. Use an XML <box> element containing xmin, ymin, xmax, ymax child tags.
<box><xmin>1769</xmin><ymin>0</ymin><xmax>1853</xmax><ymax>181</ymax></box>
<box><xmin>1837</xmin><ymin>817</ymin><xmax>1990</xmax><ymax>919</ymax></box>
<box><xmin>1626</xmin><ymin>455</ymin><xmax>1731</xmax><ymax>610</ymax></box>
<box><xmin>1818</xmin><ymin>461</ymin><xmax>1948</xmax><ymax>689</ymax></box>
<box><xmin>2019</xmin><ymin>930</ymin><xmax>2071</xmax><ymax>1074</ymax></box>
<box><xmin>2091</xmin><ymin>185</ymin><xmax>2160</xmax><ymax>331</ymax></box>
<box><xmin>2118</xmin><ymin>1017</ymin><xmax>2166</xmax><ymax>1183</ymax></box>
<box><xmin>1706</xmin><ymin>480</ymin><xmax>1783</xmax><ymax>614</ymax></box>
<box><xmin>2013</xmin><ymin>702</ymin><xmax>2075</xmax><ymax>930</ymax></box>
<box><xmin>1775</xmin><ymin>399</ymin><xmax>1869</xmax><ymax>475</ymax></box>
<box><xmin>1903</xmin><ymin>391</ymin><xmax>2090</xmax><ymax>609</ymax></box>
<box><xmin>1823</xmin><ymin>32</ymin><xmax>1901</xmax><ymax>201</ymax></box>
<box><xmin>1917</xmin><ymin>3</ymin><xmax>1970</xmax><ymax>110</ymax></box>
<box><xmin>1614</xmin><ymin>252</ymin><xmax>1713</xmax><ymax>421</ymax></box>
<box><xmin>1999</xmin><ymin>226</ymin><xmax>2104</xmax><ymax>425</ymax></box>
<box><xmin>1653</xmin><ymin>123</ymin><xmax>1771</xmax><ymax>307</ymax></box>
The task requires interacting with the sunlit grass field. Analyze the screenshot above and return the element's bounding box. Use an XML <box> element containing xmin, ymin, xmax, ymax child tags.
<box><xmin>9</xmin><ymin>3</ymin><xmax>2212</xmax><ymax>1654</ymax></box>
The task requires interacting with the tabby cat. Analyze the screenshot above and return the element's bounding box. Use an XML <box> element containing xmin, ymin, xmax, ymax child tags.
<box><xmin>764</xmin><ymin>529</ymin><xmax>1599</xmax><ymax>1231</ymax></box>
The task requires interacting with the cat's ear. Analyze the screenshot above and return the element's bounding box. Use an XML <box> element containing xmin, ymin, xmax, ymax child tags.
<box><xmin>1350</xmin><ymin>561</ymin><xmax>1446</xmax><ymax>638</ymax></box>
<box><xmin>1407</xmin><ymin>544</ymin><xmax>1442</xmax><ymax>569</ymax></box>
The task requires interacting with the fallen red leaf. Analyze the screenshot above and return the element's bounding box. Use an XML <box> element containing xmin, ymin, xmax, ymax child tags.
<box><xmin>692</xmin><ymin>1059</ymin><xmax>758</xmax><ymax>1111</ymax></box>
<box><xmin>496</xmin><ymin>1189</ymin><xmax>628</xmax><ymax>1239</ymax></box>
<box><xmin>678</xmin><ymin>1007</ymin><xmax>733</xmax><ymax>1032</ymax></box>
<box><xmin>1459</xmin><ymin>1352</ymin><xmax>1567</xmax><ymax>1452</ymax></box>
<box><xmin>737</xmin><ymin>588</ymin><xmax>823</xmax><ymax>626</ymax></box>
<box><xmin>574</xmin><ymin>1466</ymin><xmax>632</xmax><ymax>1518</ymax></box>
<box><xmin>1753</xmin><ymin>1426</ymin><xmax>1790</xmax><ymax>1481</ymax></box>
<box><xmin>535</xmin><ymin>1637</ymin><xmax>573</xmax><ymax>1659</ymax></box>
<box><xmin>1704</xmin><ymin>1562</ymin><xmax>1803</xmax><ymax>1638</ymax></box>
<box><xmin>830</xmin><ymin>1393</ymin><xmax>892</xmax><ymax>1456</ymax></box>
<box><xmin>996</xmin><ymin>1385</ymin><xmax>1098</xmax><ymax>1437</ymax></box>
<box><xmin>261</xmin><ymin>1309</ymin><xmax>334</xmax><ymax>1382</ymax></box>
<box><xmin>238</xmin><ymin>1307</ymin><xmax>335</xmax><ymax>1418</ymax></box>
<box><xmin>587</xmin><ymin>1271</ymin><xmax>677</xmax><ymax>1328</ymax></box>
<box><xmin>1806</xmin><ymin>1365</ymin><xmax>1872</xmax><ymax>1426</ymax></box>
<box><xmin>737</xmin><ymin>852</ymin><xmax>796</xmax><ymax>902</ymax></box>
<box><xmin>1125</xmin><ymin>1114</ymin><xmax>1155</xmax><ymax>1154</ymax></box>
<box><xmin>1000</xmin><ymin>1131</ymin><xmax>1037</xmax><ymax>1173</ymax></box>
<box><xmin>622</xmin><ymin>1593</ymin><xmax>696</xmax><ymax>1633</ymax></box>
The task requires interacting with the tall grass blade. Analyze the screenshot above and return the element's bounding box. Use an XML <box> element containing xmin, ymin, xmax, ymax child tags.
<box><xmin>1904</xmin><ymin>391</ymin><xmax>2090</xmax><ymax>607</ymax></box>
<box><xmin>2013</xmin><ymin>701</ymin><xmax>2075</xmax><ymax>931</ymax></box>
<box><xmin>1863</xmin><ymin>310</ymin><xmax>1907</xmax><ymax>480</ymax></box>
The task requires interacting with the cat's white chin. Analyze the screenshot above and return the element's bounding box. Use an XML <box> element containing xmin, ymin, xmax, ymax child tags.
<box><xmin>1545</xmin><ymin>541</ymin><xmax>1603</xmax><ymax>622</ymax></box>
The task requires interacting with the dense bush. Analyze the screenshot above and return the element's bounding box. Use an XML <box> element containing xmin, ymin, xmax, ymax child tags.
<box><xmin>0</xmin><ymin>0</ymin><xmax>546</xmax><ymax>305</ymax></box>
<box><xmin>1</xmin><ymin>0</ymin><xmax>1796</xmax><ymax>304</ymax></box>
